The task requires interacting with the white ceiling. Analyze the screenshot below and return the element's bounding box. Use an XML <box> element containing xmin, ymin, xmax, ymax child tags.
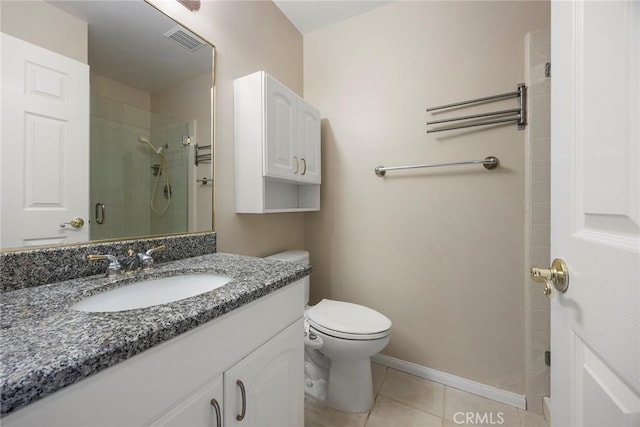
<box><xmin>46</xmin><ymin>0</ymin><xmax>387</xmax><ymax>92</ymax></box>
<box><xmin>273</xmin><ymin>0</ymin><xmax>391</xmax><ymax>34</ymax></box>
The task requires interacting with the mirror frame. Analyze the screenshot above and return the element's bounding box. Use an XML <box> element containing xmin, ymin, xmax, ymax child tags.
<box><xmin>0</xmin><ymin>0</ymin><xmax>217</xmax><ymax>254</ymax></box>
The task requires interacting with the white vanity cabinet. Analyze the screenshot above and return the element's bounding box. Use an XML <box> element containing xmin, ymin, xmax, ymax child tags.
<box><xmin>153</xmin><ymin>319</ymin><xmax>303</xmax><ymax>427</ymax></box>
<box><xmin>224</xmin><ymin>319</ymin><xmax>303</xmax><ymax>426</ymax></box>
<box><xmin>2</xmin><ymin>280</ymin><xmax>305</xmax><ymax>427</ymax></box>
<box><xmin>151</xmin><ymin>376</ymin><xmax>224</xmax><ymax>427</ymax></box>
<box><xmin>235</xmin><ymin>71</ymin><xmax>321</xmax><ymax>213</ymax></box>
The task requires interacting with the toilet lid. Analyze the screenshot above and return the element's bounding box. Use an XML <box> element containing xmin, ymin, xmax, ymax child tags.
<box><xmin>307</xmin><ymin>299</ymin><xmax>392</xmax><ymax>340</ymax></box>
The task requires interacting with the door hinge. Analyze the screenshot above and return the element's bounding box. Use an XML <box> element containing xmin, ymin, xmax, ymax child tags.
<box><xmin>545</xmin><ymin>62</ymin><xmax>551</xmax><ymax>78</ymax></box>
<box><xmin>545</xmin><ymin>350</ymin><xmax>551</xmax><ymax>367</ymax></box>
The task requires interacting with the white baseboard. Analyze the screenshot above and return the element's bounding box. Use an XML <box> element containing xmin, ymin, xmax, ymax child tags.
<box><xmin>372</xmin><ymin>354</ymin><xmax>527</xmax><ymax>410</ymax></box>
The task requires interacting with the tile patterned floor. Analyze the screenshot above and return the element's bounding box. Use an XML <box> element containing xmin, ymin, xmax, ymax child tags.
<box><xmin>305</xmin><ymin>364</ymin><xmax>549</xmax><ymax>427</ymax></box>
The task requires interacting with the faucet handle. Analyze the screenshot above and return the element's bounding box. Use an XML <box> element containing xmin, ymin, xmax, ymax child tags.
<box><xmin>87</xmin><ymin>254</ymin><xmax>121</xmax><ymax>277</ymax></box>
<box><xmin>145</xmin><ymin>245</ymin><xmax>166</xmax><ymax>256</ymax></box>
<box><xmin>139</xmin><ymin>245</ymin><xmax>167</xmax><ymax>270</ymax></box>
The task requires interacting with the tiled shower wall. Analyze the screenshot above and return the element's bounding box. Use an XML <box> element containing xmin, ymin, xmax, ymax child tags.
<box><xmin>524</xmin><ymin>29</ymin><xmax>551</xmax><ymax>415</ymax></box>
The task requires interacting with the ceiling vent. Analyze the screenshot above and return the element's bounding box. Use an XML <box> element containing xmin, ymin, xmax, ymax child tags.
<box><xmin>163</xmin><ymin>26</ymin><xmax>205</xmax><ymax>52</ymax></box>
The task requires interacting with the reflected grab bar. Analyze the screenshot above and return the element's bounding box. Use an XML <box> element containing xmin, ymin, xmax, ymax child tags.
<box><xmin>374</xmin><ymin>156</ymin><xmax>499</xmax><ymax>177</ymax></box>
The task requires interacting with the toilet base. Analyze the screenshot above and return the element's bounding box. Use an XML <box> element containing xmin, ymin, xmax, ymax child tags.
<box><xmin>305</xmin><ymin>348</ymin><xmax>375</xmax><ymax>413</ymax></box>
<box><xmin>304</xmin><ymin>377</ymin><xmax>328</xmax><ymax>402</ymax></box>
<box><xmin>325</xmin><ymin>358</ymin><xmax>374</xmax><ymax>413</ymax></box>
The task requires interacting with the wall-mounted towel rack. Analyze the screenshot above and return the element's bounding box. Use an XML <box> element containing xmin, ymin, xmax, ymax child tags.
<box><xmin>194</xmin><ymin>144</ymin><xmax>212</xmax><ymax>166</ymax></box>
<box><xmin>374</xmin><ymin>156</ymin><xmax>499</xmax><ymax>177</ymax></box>
<box><xmin>426</xmin><ymin>84</ymin><xmax>526</xmax><ymax>133</ymax></box>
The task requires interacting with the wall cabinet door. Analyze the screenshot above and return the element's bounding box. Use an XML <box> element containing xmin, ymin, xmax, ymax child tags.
<box><xmin>297</xmin><ymin>101</ymin><xmax>321</xmax><ymax>184</ymax></box>
<box><xmin>224</xmin><ymin>319</ymin><xmax>304</xmax><ymax>427</ymax></box>
<box><xmin>150</xmin><ymin>376</ymin><xmax>223</xmax><ymax>427</ymax></box>
<box><xmin>235</xmin><ymin>71</ymin><xmax>321</xmax><ymax>212</ymax></box>
<box><xmin>264</xmin><ymin>75</ymin><xmax>298</xmax><ymax>181</ymax></box>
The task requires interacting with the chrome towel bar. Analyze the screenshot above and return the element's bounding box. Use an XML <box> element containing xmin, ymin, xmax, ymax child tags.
<box><xmin>374</xmin><ymin>156</ymin><xmax>499</xmax><ymax>177</ymax></box>
<box><xmin>427</xmin><ymin>84</ymin><xmax>526</xmax><ymax>133</ymax></box>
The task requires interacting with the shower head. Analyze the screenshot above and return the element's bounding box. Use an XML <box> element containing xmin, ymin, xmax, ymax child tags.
<box><xmin>138</xmin><ymin>136</ymin><xmax>160</xmax><ymax>154</ymax></box>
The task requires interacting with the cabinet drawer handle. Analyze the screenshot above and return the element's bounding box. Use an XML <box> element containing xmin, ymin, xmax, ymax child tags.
<box><xmin>236</xmin><ymin>380</ymin><xmax>247</xmax><ymax>421</ymax></box>
<box><xmin>210</xmin><ymin>398</ymin><xmax>222</xmax><ymax>427</ymax></box>
<box><xmin>301</xmin><ymin>158</ymin><xmax>307</xmax><ymax>175</ymax></box>
<box><xmin>293</xmin><ymin>156</ymin><xmax>299</xmax><ymax>174</ymax></box>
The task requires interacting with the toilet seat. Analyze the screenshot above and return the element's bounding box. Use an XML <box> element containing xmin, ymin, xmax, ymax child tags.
<box><xmin>307</xmin><ymin>299</ymin><xmax>391</xmax><ymax>340</ymax></box>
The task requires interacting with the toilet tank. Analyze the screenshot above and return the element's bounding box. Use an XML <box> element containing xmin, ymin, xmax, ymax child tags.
<box><xmin>266</xmin><ymin>250</ymin><xmax>310</xmax><ymax>305</ymax></box>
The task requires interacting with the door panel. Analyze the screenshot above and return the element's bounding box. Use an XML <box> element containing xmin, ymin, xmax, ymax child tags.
<box><xmin>150</xmin><ymin>376</ymin><xmax>223</xmax><ymax>427</ymax></box>
<box><xmin>264</xmin><ymin>75</ymin><xmax>297</xmax><ymax>180</ymax></box>
<box><xmin>550</xmin><ymin>1</ymin><xmax>640</xmax><ymax>426</ymax></box>
<box><xmin>297</xmin><ymin>101</ymin><xmax>321</xmax><ymax>184</ymax></box>
<box><xmin>1</xmin><ymin>33</ymin><xmax>89</xmax><ymax>248</ymax></box>
<box><xmin>224</xmin><ymin>319</ymin><xmax>303</xmax><ymax>427</ymax></box>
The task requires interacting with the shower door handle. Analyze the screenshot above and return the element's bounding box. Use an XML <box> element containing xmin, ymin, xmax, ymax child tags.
<box><xmin>95</xmin><ymin>203</ymin><xmax>105</xmax><ymax>224</ymax></box>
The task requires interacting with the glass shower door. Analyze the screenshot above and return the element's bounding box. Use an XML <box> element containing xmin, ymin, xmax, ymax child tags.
<box><xmin>90</xmin><ymin>94</ymin><xmax>189</xmax><ymax>241</ymax></box>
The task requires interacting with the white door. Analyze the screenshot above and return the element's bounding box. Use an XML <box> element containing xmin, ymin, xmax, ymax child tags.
<box><xmin>550</xmin><ymin>1</ymin><xmax>640</xmax><ymax>426</ymax></box>
<box><xmin>1</xmin><ymin>33</ymin><xmax>89</xmax><ymax>249</ymax></box>
<box><xmin>224</xmin><ymin>319</ymin><xmax>303</xmax><ymax>427</ymax></box>
<box><xmin>264</xmin><ymin>73</ymin><xmax>298</xmax><ymax>181</ymax></box>
<box><xmin>297</xmin><ymin>100</ymin><xmax>321</xmax><ymax>184</ymax></box>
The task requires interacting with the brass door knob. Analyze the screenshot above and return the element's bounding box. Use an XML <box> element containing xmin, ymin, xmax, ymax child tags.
<box><xmin>530</xmin><ymin>258</ymin><xmax>569</xmax><ymax>297</ymax></box>
<box><xmin>60</xmin><ymin>217</ymin><xmax>85</xmax><ymax>229</ymax></box>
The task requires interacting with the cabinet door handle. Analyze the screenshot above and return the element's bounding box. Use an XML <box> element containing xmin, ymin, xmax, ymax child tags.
<box><xmin>301</xmin><ymin>158</ymin><xmax>307</xmax><ymax>175</ymax></box>
<box><xmin>236</xmin><ymin>380</ymin><xmax>247</xmax><ymax>421</ymax></box>
<box><xmin>293</xmin><ymin>156</ymin><xmax>299</xmax><ymax>174</ymax></box>
<box><xmin>210</xmin><ymin>398</ymin><xmax>222</xmax><ymax>427</ymax></box>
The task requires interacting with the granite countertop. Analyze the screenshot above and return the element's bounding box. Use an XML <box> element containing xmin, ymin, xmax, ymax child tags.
<box><xmin>0</xmin><ymin>252</ymin><xmax>311</xmax><ymax>416</ymax></box>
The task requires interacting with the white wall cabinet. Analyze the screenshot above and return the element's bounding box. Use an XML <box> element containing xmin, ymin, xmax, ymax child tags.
<box><xmin>296</xmin><ymin>101</ymin><xmax>321</xmax><ymax>184</ymax></box>
<box><xmin>235</xmin><ymin>71</ymin><xmax>321</xmax><ymax>213</ymax></box>
<box><xmin>2</xmin><ymin>281</ymin><xmax>305</xmax><ymax>427</ymax></box>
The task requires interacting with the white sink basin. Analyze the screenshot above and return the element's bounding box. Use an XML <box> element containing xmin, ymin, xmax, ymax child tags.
<box><xmin>72</xmin><ymin>274</ymin><xmax>233</xmax><ymax>312</ymax></box>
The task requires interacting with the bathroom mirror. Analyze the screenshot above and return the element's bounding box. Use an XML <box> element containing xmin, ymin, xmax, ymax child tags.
<box><xmin>0</xmin><ymin>0</ymin><xmax>214</xmax><ymax>251</ymax></box>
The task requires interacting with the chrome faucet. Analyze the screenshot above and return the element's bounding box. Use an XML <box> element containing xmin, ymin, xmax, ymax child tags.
<box><xmin>123</xmin><ymin>245</ymin><xmax>167</xmax><ymax>272</ymax></box>
<box><xmin>87</xmin><ymin>245</ymin><xmax>166</xmax><ymax>277</ymax></box>
<box><xmin>86</xmin><ymin>254</ymin><xmax>122</xmax><ymax>277</ymax></box>
<box><xmin>123</xmin><ymin>249</ymin><xmax>143</xmax><ymax>273</ymax></box>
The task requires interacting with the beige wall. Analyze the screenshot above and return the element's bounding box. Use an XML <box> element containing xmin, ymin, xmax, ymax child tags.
<box><xmin>304</xmin><ymin>1</ymin><xmax>549</xmax><ymax>394</ymax></box>
<box><xmin>147</xmin><ymin>0</ymin><xmax>304</xmax><ymax>256</ymax></box>
<box><xmin>0</xmin><ymin>0</ymin><xmax>87</xmax><ymax>63</ymax></box>
<box><xmin>91</xmin><ymin>73</ymin><xmax>151</xmax><ymax>112</ymax></box>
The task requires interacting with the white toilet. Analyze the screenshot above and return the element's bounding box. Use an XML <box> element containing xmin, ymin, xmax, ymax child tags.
<box><xmin>266</xmin><ymin>250</ymin><xmax>392</xmax><ymax>413</ymax></box>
